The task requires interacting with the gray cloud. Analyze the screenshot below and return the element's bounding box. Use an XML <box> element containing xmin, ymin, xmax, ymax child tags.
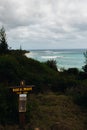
<box><xmin>0</xmin><ymin>0</ymin><xmax>87</xmax><ymax>49</ymax></box>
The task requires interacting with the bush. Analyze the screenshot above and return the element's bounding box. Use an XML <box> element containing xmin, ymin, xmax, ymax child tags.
<box><xmin>0</xmin><ymin>84</ymin><xmax>18</xmax><ymax>124</ymax></box>
<box><xmin>66</xmin><ymin>68</ymin><xmax>79</xmax><ymax>75</ymax></box>
<box><xmin>45</xmin><ymin>60</ymin><xmax>58</xmax><ymax>71</ymax></box>
<box><xmin>0</xmin><ymin>55</ymin><xmax>21</xmax><ymax>83</ymax></box>
<box><xmin>66</xmin><ymin>83</ymin><xmax>87</xmax><ymax>107</ymax></box>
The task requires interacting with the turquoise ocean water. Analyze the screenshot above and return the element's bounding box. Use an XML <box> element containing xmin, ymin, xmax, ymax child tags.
<box><xmin>26</xmin><ymin>49</ymin><xmax>87</xmax><ymax>70</ymax></box>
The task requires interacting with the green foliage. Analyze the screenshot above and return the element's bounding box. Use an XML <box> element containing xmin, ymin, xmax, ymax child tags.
<box><xmin>66</xmin><ymin>68</ymin><xmax>79</xmax><ymax>75</ymax></box>
<box><xmin>82</xmin><ymin>51</ymin><xmax>87</xmax><ymax>72</ymax></box>
<box><xmin>83</xmin><ymin>51</ymin><xmax>87</xmax><ymax>64</ymax></box>
<box><xmin>45</xmin><ymin>60</ymin><xmax>58</xmax><ymax>71</ymax></box>
<box><xmin>0</xmin><ymin>52</ymin><xmax>60</xmax><ymax>92</ymax></box>
<box><xmin>0</xmin><ymin>27</ymin><xmax>8</xmax><ymax>54</ymax></box>
<box><xmin>0</xmin><ymin>27</ymin><xmax>87</xmax><ymax>129</ymax></box>
<box><xmin>0</xmin><ymin>55</ymin><xmax>21</xmax><ymax>83</ymax></box>
<box><xmin>82</xmin><ymin>64</ymin><xmax>87</xmax><ymax>73</ymax></box>
<box><xmin>0</xmin><ymin>48</ymin><xmax>87</xmax><ymax>128</ymax></box>
<box><xmin>0</xmin><ymin>84</ymin><xmax>18</xmax><ymax>124</ymax></box>
<box><xmin>66</xmin><ymin>81</ymin><xmax>87</xmax><ymax>107</ymax></box>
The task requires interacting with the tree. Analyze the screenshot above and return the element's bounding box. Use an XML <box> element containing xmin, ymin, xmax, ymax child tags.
<box><xmin>0</xmin><ymin>26</ymin><xmax>8</xmax><ymax>54</ymax></box>
<box><xmin>82</xmin><ymin>51</ymin><xmax>87</xmax><ymax>72</ymax></box>
<box><xmin>45</xmin><ymin>60</ymin><xmax>58</xmax><ymax>71</ymax></box>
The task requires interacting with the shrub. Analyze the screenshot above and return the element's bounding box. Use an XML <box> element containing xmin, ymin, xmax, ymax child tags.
<box><xmin>45</xmin><ymin>60</ymin><xmax>58</xmax><ymax>71</ymax></box>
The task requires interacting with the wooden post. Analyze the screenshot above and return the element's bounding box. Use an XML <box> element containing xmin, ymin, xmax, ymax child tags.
<box><xmin>19</xmin><ymin>112</ymin><xmax>25</xmax><ymax>129</ymax></box>
<box><xmin>11</xmin><ymin>80</ymin><xmax>34</xmax><ymax>129</ymax></box>
<box><xmin>19</xmin><ymin>94</ymin><xmax>27</xmax><ymax>129</ymax></box>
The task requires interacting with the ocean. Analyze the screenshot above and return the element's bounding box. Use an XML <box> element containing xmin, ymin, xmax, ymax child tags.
<box><xmin>25</xmin><ymin>49</ymin><xmax>87</xmax><ymax>70</ymax></box>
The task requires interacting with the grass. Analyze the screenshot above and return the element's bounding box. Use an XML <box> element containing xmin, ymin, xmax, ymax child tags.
<box><xmin>26</xmin><ymin>93</ymin><xmax>87</xmax><ymax>130</ymax></box>
<box><xmin>0</xmin><ymin>93</ymin><xmax>87</xmax><ymax>130</ymax></box>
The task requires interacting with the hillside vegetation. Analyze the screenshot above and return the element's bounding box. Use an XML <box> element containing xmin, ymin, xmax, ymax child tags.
<box><xmin>0</xmin><ymin>51</ymin><xmax>87</xmax><ymax>130</ymax></box>
<box><xmin>0</xmin><ymin>27</ymin><xmax>87</xmax><ymax>129</ymax></box>
<box><xmin>27</xmin><ymin>93</ymin><xmax>87</xmax><ymax>130</ymax></box>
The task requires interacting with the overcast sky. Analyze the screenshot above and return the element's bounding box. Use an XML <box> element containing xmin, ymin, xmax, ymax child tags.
<box><xmin>0</xmin><ymin>0</ymin><xmax>87</xmax><ymax>50</ymax></box>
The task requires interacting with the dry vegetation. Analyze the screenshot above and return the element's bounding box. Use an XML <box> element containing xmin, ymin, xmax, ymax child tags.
<box><xmin>25</xmin><ymin>93</ymin><xmax>87</xmax><ymax>130</ymax></box>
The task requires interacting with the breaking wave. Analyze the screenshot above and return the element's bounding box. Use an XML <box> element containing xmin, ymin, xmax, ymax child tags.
<box><xmin>41</xmin><ymin>55</ymin><xmax>64</xmax><ymax>59</ymax></box>
<box><xmin>25</xmin><ymin>49</ymin><xmax>85</xmax><ymax>70</ymax></box>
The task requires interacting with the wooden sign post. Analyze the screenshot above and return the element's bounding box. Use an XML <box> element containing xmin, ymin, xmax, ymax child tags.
<box><xmin>12</xmin><ymin>80</ymin><xmax>34</xmax><ymax>129</ymax></box>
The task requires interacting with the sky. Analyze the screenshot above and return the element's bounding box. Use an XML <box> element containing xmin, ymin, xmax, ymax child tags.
<box><xmin>0</xmin><ymin>0</ymin><xmax>87</xmax><ymax>50</ymax></box>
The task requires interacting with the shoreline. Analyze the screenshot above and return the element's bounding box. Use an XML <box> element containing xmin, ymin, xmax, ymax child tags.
<box><xmin>25</xmin><ymin>49</ymin><xmax>84</xmax><ymax>70</ymax></box>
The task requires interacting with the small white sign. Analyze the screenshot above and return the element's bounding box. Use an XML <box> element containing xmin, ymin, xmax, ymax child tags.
<box><xmin>19</xmin><ymin>94</ymin><xmax>27</xmax><ymax>112</ymax></box>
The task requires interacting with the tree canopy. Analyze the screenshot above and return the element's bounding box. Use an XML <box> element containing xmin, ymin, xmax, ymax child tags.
<box><xmin>82</xmin><ymin>51</ymin><xmax>87</xmax><ymax>72</ymax></box>
<box><xmin>0</xmin><ymin>27</ymin><xmax>8</xmax><ymax>54</ymax></box>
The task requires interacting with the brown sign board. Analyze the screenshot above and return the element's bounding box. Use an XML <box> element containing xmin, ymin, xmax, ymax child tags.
<box><xmin>11</xmin><ymin>81</ymin><xmax>34</xmax><ymax>94</ymax></box>
<box><xmin>12</xmin><ymin>87</ymin><xmax>32</xmax><ymax>93</ymax></box>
